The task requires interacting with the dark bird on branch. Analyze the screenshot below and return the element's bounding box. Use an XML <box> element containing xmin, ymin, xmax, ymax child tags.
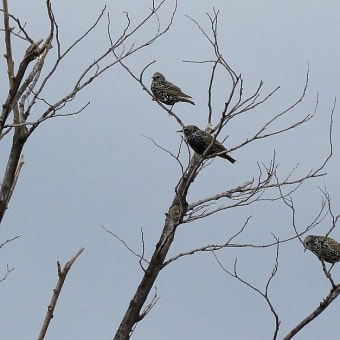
<box><xmin>151</xmin><ymin>72</ymin><xmax>195</xmax><ymax>106</ymax></box>
<box><xmin>304</xmin><ymin>235</ymin><xmax>340</xmax><ymax>264</ymax></box>
<box><xmin>180</xmin><ymin>125</ymin><xmax>236</xmax><ymax>164</ymax></box>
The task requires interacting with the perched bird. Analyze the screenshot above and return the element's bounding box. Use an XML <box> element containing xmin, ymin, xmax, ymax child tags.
<box><xmin>181</xmin><ymin>125</ymin><xmax>235</xmax><ymax>164</ymax></box>
<box><xmin>303</xmin><ymin>235</ymin><xmax>340</xmax><ymax>264</ymax></box>
<box><xmin>151</xmin><ymin>72</ymin><xmax>195</xmax><ymax>106</ymax></box>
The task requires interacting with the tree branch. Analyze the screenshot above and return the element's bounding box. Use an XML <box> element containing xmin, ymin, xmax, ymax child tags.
<box><xmin>37</xmin><ymin>247</ymin><xmax>84</xmax><ymax>340</ymax></box>
<box><xmin>282</xmin><ymin>284</ymin><xmax>340</xmax><ymax>340</ymax></box>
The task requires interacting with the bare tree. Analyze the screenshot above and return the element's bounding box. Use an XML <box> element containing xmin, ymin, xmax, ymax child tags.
<box><xmin>110</xmin><ymin>8</ymin><xmax>337</xmax><ymax>340</ymax></box>
<box><xmin>1</xmin><ymin>1</ymin><xmax>338</xmax><ymax>339</ymax></box>
<box><xmin>1</xmin><ymin>0</ymin><xmax>177</xmax><ymax>337</ymax></box>
<box><xmin>0</xmin><ymin>0</ymin><xmax>177</xmax><ymax>223</ymax></box>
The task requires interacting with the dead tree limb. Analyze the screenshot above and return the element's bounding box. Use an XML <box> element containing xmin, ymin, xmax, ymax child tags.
<box><xmin>37</xmin><ymin>247</ymin><xmax>84</xmax><ymax>340</ymax></box>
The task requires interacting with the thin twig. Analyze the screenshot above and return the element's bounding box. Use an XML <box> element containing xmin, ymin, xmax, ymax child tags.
<box><xmin>37</xmin><ymin>247</ymin><xmax>84</xmax><ymax>340</ymax></box>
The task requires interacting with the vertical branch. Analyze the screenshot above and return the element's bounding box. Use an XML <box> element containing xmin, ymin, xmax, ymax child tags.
<box><xmin>3</xmin><ymin>0</ymin><xmax>15</xmax><ymax>87</ymax></box>
<box><xmin>0</xmin><ymin>128</ymin><xmax>27</xmax><ymax>223</ymax></box>
<box><xmin>6</xmin><ymin>154</ymin><xmax>25</xmax><ymax>205</ymax></box>
<box><xmin>113</xmin><ymin>156</ymin><xmax>200</xmax><ymax>340</ymax></box>
<box><xmin>0</xmin><ymin>0</ymin><xmax>54</xmax><ymax>223</ymax></box>
<box><xmin>207</xmin><ymin>60</ymin><xmax>218</xmax><ymax>125</ymax></box>
<box><xmin>37</xmin><ymin>248</ymin><xmax>84</xmax><ymax>340</ymax></box>
<box><xmin>2</xmin><ymin>0</ymin><xmax>20</xmax><ymax>124</ymax></box>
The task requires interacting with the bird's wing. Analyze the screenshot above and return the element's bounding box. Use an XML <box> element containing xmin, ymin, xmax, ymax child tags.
<box><xmin>211</xmin><ymin>138</ymin><xmax>226</xmax><ymax>150</ymax></box>
<box><xmin>178</xmin><ymin>91</ymin><xmax>192</xmax><ymax>99</ymax></box>
<box><xmin>328</xmin><ymin>238</ymin><xmax>340</xmax><ymax>251</ymax></box>
<box><xmin>165</xmin><ymin>83</ymin><xmax>192</xmax><ymax>98</ymax></box>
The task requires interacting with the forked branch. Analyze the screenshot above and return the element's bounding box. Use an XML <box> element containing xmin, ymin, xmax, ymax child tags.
<box><xmin>37</xmin><ymin>247</ymin><xmax>84</xmax><ymax>340</ymax></box>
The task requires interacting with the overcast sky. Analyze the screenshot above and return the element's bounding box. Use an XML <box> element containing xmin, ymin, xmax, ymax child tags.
<box><xmin>1</xmin><ymin>1</ymin><xmax>340</xmax><ymax>339</ymax></box>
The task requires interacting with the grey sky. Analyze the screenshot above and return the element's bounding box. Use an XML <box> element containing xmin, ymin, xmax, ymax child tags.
<box><xmin>1</xmin><ymin>0</ymin><xmax>340</xmax><ymax>339</ymax></box>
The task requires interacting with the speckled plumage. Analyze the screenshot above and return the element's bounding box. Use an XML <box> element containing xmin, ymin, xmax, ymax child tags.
<box><xmin>182</xmin><ymin>125</ymin><xmax>235</xmax><ymax>164</ymax></box>
<box><xmin>304</xmin><ymin>235</ymin><xmax>340</xmax><ymax>264</ymax></box>
<box><xmin>151</xmin><ymin>72</ymin><xmax>195</xmax><ymax>106</ymax></box>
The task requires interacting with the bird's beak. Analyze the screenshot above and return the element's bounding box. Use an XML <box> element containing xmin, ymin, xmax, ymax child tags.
<box><xmin>177</xmin><ymin>129</ymin><xmax>184</xmax><ymax>132</ymax></box>
<box><xmin>304</xmin><ymin>248</ymin><xmax>307</xmax><ymax>253</ymax></box>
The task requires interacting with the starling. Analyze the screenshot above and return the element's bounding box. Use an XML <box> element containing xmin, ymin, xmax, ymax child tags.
<box><xmin>181</xmin><ymin>125</ymin><xmax>236</xmax><ymax>164</ymax></box>
<box><xmin>303</xmin><ymin>235</ymin><xmax>340</xmax><ymax>264</ymax></box>
<box><xmin>151</xmin><ymin>72</ymin><xmax>195</xmax><ymax>106</ymax></box>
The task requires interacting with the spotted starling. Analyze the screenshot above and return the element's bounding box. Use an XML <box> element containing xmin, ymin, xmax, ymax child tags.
<box><xmin>151</xmin><ymin>72</ymin><xmax>195</xmax><ymax>106</ymax></box>
<box><xmin>181</xmin><ymin>125</ymin><xmax>235</xmax><ymax>164</ymax></box>
<box><xmin>303</xmin><ymin>235</ymin><xmax>340</xmax><ymax>264</ymax></box>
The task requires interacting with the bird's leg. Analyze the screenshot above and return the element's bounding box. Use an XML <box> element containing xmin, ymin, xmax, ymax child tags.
<box><xmin>328</xmin><ymin>263</ymin><xmax>335</xmax><ymax>273</ymax></box>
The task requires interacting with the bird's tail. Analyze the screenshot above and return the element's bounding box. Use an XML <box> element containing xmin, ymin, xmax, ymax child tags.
<box><xmin>179</xmin><ymin>97</ymin><xmax>195</xmax><ymax>105</ymax></box>
<box><xmin>220</xmin><ymin>153</ymin><xmax>236</xmax><ymax>164</ymax></box>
